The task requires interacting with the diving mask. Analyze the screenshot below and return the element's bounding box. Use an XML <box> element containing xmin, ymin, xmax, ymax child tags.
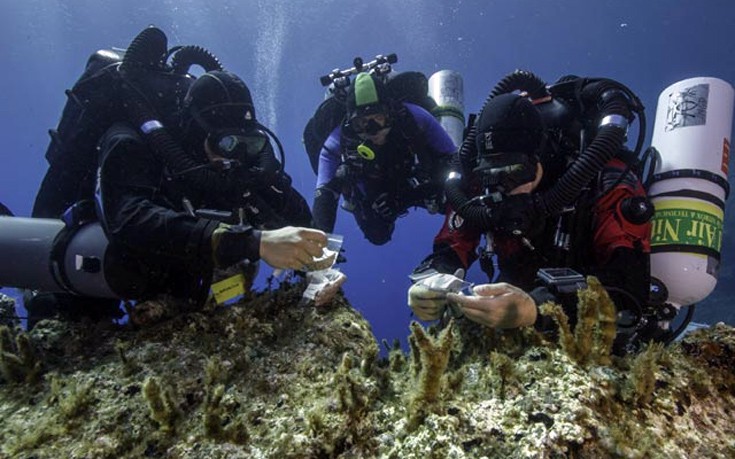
<box><xmin>207</xmin><ymin>128</ymin><xmax>268</xmax><ymax>164</ymax></box>
<box><xmin>473</xmin><ymin>151</ymin><xmax>538</xmax><ymax>193</ymax></box>
<box><xmin>351</xmin><ymin>113</ymin><xmax>389</xmax><ymax>135</ymax></box>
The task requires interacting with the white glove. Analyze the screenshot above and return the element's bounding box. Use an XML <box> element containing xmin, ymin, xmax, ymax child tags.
<box><xmin>407</xmin><ymin>269</ymin><xmax>465</xmax><ymax>321</ymax></box>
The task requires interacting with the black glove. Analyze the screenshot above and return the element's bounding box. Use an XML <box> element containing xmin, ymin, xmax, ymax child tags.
<box><xmin>488</xmin><ymin>193</ymin><xmax>543</xmax><ymax>238</ymax></box>
<box><xmin>405</xmin><ymin>178</ymin><xmax>443</xmax><ymax>214</ymax></box>
<box><xmin>371</xmin><ymin>192</ymin><xmax>398</xmax><ymax>221</ymax></box>
<box><xmin>211</xmin><ymin>224</ymin><xmax>262</xmax><ymax>269</ymax></box>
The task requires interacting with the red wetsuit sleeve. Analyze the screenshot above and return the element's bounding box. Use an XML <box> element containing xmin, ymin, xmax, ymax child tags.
<box><xmin>433</xmin><ymin>208</ymin><xmax>483</xmax><ymax>270</ymax></box>
<box><xmin>591</xmin><ymin>159</ymin><xmax>652</xmax><ymax>265</ymax></box>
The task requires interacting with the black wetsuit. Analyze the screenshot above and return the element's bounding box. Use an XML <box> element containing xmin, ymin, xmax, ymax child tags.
<box><xmin>95</xmin><ymin>122</ymin><xmax>312</xmax><ymax>300</ymax></box>
<box><xmin>25</xmin><ymin>122</ymin><xmax>311</xmax><ymax>326</ymax></box>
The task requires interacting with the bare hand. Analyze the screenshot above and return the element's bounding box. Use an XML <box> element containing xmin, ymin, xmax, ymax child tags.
<box><xmin>260</xmin><ymin>227</ymin><xmax>328</xmax><ymax>270</ymax></box>
<box><xmin>447</xmin><ymin>283</ymin><xmax>537</xmax><ymax>329</ymax></box>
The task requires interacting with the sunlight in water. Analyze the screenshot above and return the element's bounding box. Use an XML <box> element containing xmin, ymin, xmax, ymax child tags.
<box><xmin>254</xmin><ymin>0</ymin><xmax>288</xmax><ymax>132</ymax></box>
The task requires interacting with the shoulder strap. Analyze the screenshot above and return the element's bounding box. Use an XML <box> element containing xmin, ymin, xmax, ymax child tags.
<box><xmin>303</xmin><ymin>96</ymin><xmax>347</xmax><ymax>175</ymax></box>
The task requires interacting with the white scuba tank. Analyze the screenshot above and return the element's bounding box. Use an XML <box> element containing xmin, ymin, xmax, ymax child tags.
<box><xmin>649</xmin><ymin>77</ymin><xmax>734</xmax><ymax>308</ymax></box>
<box><xmin>428</xmin><ymin>70</ymin><xmax>465</xmax><ymax>148</ymax></box>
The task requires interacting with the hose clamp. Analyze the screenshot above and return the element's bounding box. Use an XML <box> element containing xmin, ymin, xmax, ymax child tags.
<box><xmin>447</xmin><ymin>171</ymin><xmax>463</xmax><ymax>181</ymax></box>
<box><xmin>599</xmin><ymin>114</ymin><xmax>628</xmax><ymax>131</ymax></box>
<box><xmin>140</xmin><ymin>120</ymin><xmax>164</xmax><ymax>134</ymax></box>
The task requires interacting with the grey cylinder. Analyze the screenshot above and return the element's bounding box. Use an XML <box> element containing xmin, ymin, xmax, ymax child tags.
<box><xmin>0</xmin><ymin>216</ymin><xmax>118</xmax><ymax>298</ymax></box>
<box><xmin>62</xmin><ymin>221</ymin><xmax>117</xmax><ymax>298</ymax></box>
<box><xmin>428</xmin><ymin>70</ymin><xmax>465</xmax><ymax>147</ymax></box>
<box><xmin>0</xmin><ymin>216</ymin><xmax>66</xmax><ymax>292</ymax></box>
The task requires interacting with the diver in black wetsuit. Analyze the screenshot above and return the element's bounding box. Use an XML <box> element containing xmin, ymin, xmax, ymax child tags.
<box><xmin>23</xmin><ymin>27</ymin><xmax>324</xmax><ymax>327</ymax></box>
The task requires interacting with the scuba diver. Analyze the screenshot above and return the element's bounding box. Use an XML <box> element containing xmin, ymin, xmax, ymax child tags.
<box><xmin>312</xmin><ymin>70</ymin><xmax>456</xmax><ymax>245</ymax></box>
<box><xmin>408</xmin><ymin>70</ymin><xmax>662</xmax><ymax>354</ymax></box>
<box><xmin>17</xmin><ymin>26</ymin><xmax>324</xmax><ymax>326</ymax></box>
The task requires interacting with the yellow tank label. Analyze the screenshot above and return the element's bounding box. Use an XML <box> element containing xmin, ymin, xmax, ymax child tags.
<box><xmin>211</xmin><ymin>273</ymin><xmax>246</xmax><ymax>304</ymax></box>
<box><xmin>651</xmin><ymin>199</ymin><xmax>723</xmax><ymax>251</ymax></box>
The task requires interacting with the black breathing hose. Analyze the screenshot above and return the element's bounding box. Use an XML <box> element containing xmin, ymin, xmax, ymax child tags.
<box><xmin>119</xmin><ymin>26</ymin><xmax>235</xmax><ymax>193</ymax></box>
<box><xmin>489</xmin><ymin>69</ymin><xmax>549</xmax><ymax>99</ymax></box>
<box><xmin>537</xmin><ymin>81</ymin><xmax>633</xmax><ymax>216</ymax></box>
<box><xmin>118</xmin><ymin>26</ymin><xmax>167</xmax><ymax>75</ymax></box>
<box><xmin>123</xmin><ymin>92</ymin><xmax>229</xmax><ymax>193</ymax></box>
<box><xmin>446</xmin><ymin>70</ymin><xmax>550</xmax><ymax>225</ymax></box>
<box><xmin>169</xmin><ymin>45</ymin><xmax>223</xmax><ymax>74</ymax></box>
<box><xmin>256</xmin><ymin>123</ymin><xmax>286</xmax><ymax>173</ymax></box>
<box><xmin>665</xmin><ymin>304</ymin><xmax>696</xmax><ymax>345</ymax></box>
<box><xmin>580</xmin><ymin>78</ymin><xmax>646</xmax><ymax>157</ymax></box>
<box><xmin>539</xmin><ymin>124</ymin><xmax>626</xmax><ymax>216</ymax></box>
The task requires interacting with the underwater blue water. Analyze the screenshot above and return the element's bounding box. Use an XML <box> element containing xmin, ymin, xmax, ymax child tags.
<box><xmin>1</xmin><ymin>0</ymin><xmax>734</xmax><ymax>348</ymax></box>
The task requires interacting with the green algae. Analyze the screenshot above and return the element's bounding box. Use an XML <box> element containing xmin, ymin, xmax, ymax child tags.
<box><xmin>0</xmin><ymin>279</ymin><xmax>733</xmax><ymax>458</ymax></box>
<box><xmin>539</xmin><ymin>276</ymin><xmax>618</xmax><ymax>367</ymax></box>
<box><xmin>143</xmin><ymin>375</ymin><xmax>181</xmax><ymax>434</ymax></box>
<box><xmin>0</xmin><ymin>325</ymin><xmax>42</xmax><ymax>385</ymax></box>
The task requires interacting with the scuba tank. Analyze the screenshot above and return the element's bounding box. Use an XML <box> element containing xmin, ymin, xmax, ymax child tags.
<box><xmin>0</xmin><ymin>203</ymin><xmax>118</xmax><ymax>298</ymax></box>
<box><xmin>428</xmin><ymin>70</ymin><xmax>465</xmax><ymax>148</ymax></box>
<box><xmin>648</xmin><ymin>77</ymin><xmax>734</xmax><ymax>310</ymax></box>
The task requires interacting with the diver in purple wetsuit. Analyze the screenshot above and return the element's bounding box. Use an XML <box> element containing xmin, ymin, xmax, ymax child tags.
<box><xmin>312</xmin><ymin>73</ymin><xmax>456</xmax><ymax>245</ymax></box>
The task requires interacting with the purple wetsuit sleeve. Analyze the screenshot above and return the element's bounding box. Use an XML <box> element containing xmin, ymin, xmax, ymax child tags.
<box><xmin>405</xmin><ymin>103</ymin><xmax>457</xmax><ymax>156</ymax></box>
<box><xmin>315</xmin><ymin>126</ymin><xmax>343</xmax><ymax>190</ymax></box>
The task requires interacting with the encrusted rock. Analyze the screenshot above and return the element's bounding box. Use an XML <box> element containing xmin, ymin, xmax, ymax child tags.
<box><xmin>0</xmin><ymin>280</ymin><xmax>733</xmax><ymax>458</ymax></box>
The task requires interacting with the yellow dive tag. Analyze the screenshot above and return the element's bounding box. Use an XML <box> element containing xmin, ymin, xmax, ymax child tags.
<box><xmin>211</xmin><ymin>273</ymin><xmax>246</xmax><ymax>304</ymax></box>
<box><xmin>356</xmin><ymin>143</ymin><xmax>376</xmax><ymax>160</ymax></box>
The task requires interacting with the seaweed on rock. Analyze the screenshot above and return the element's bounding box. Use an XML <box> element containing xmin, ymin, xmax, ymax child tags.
<box><xmin>0</xmin><ymin>278</ymin><xmax>734</xmax><ymax>458</ymax></box>
<box><xmin>143</xmin><ymin>375</ymin><xmax>181</xmax><ymax>434</ymax></box>
<box><xmin>539</xmin><ymin>276</ymin><xmax>617</xmax><ymax>367</ymax></box>
<box><xmin>0</xmin><ymin>325</ymin><xmax>43</xmax><ymax>385</ymax></box>
<box><xmin>407</xmin><ymin>320</ymin><xmax>456</xmax><ymax>427</ymax></box>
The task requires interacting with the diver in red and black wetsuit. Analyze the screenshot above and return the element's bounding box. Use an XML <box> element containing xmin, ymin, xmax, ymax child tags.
<box><xmin>409</xmin><ymin>72</ymin><xmax>657</xmax><ymax>353</ymax></box>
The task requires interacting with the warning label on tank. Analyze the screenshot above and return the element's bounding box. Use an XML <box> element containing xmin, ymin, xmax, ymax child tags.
<box><xmin>665</xmin><ymin>83</ymin><xmax>709</xmax><ymax>131</ymax></box>
<box><xmin>723</xmin><ymin>138</ymin><xmax>730</xmax><ymax>175</ymax></box>
<box><xmin>651</xmin><ymin>199</ymin><xmax>723</xmax><ymax>252</ymax></box>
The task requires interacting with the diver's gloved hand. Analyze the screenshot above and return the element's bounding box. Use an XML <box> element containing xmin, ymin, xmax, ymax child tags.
<box><xmin>405</xmin><ymin>178</ymin><xmax>444</xmax><ymax>215</ymax></box>
<box><xmin>488</xmin><ymin>193</ymin><xmax>543</xmax><ymax>238</ymax></box>
<box><xmin>211</xmin><ymin>224</ymin><xmax>262</xmax><ymax>269</ymax></box>
<box><xmin>424</xmin><ymin>192</ymin><xmax>444</xmax><ymax>215</ymax></box>
<box><xmin>407</xmin><ymin>269</ymin><xmax>465</xmax><ymax>321</ymax></box>
<box><xmin>335</xmin><ymin>163</ymin><xmax>356</xmax><ymax>182</ymax></box>
<box><xmin>372</xmin><ymin>192</ymin><xmax>398</xmax><ymax>221</ymax></box>
<box><xmin>335</xmin><ymin>248</ymin><xmax>347</xmax><ymax>264</ymax></box>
